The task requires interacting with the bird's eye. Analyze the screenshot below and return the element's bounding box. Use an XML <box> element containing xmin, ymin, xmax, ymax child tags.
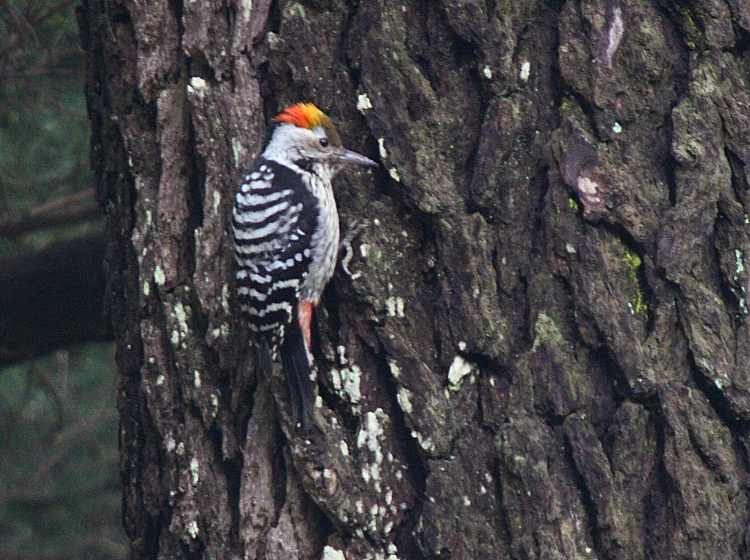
<box><xmin>319</xmin><ymin>137</ymin><xmax>329</xmax><ymax>147</ymax></box>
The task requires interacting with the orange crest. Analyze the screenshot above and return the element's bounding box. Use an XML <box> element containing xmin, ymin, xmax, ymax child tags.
<box><xmin>272</xmin><ymin>103</ymin><xmax>327</xmax><ymax>130</ymax></box>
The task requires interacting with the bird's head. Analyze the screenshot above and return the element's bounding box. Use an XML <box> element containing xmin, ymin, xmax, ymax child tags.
<box><xmin>266</xmin><ymin>103</ymin><xmax>377</xmax><ymax>175</ymax></box>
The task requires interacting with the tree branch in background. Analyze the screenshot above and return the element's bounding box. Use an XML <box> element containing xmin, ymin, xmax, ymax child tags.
<box><xmin>0</xmin><ymin>188</ymin><xmax>101</xmax><ymax>238</ymax></box>
<box><xmin>0</xmin><ymin>232</ymin><xmax>110</xmax><ymax>366</ymax></box>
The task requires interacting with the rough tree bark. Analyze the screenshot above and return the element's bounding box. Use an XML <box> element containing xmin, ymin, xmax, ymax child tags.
<box><xmin>78</xmin><ymin>0</ymin><xmax>750</xmax><ymax>558</ymax></box>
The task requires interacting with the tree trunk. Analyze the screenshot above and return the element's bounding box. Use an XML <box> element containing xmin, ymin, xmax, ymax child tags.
<box><xmin>78</xmin><ymin>0</ymin><xmax>750</xmax><ymax>558</ymax></box>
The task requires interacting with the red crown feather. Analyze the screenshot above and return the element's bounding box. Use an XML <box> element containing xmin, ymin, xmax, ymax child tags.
<box><xmin>272</xmin><ymin>103</ymin><xmax>326</xmax><ymax>130</ymax></box>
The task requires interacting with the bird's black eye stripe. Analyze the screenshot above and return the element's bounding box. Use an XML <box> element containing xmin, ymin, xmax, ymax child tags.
<box><xmin>319</xmin><ymin>137</ymin><xmax>329</xmax><ymax>147</ymax></box>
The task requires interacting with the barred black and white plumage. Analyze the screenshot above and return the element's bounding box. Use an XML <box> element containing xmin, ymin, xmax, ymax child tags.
<box><xmin>233</xmin><ymin>103</ymin><xmax>377</xmax><ymax>431</ymax></box>
<box><xmin>234</xmin><ymin>159</ymin><xmax>317</xmax><ymax>343</ymax></box>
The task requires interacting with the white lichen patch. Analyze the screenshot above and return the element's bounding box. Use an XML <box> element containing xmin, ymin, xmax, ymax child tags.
<box><xmin>143</xmin><ymin>281</ymin><xmax>150</xmax><ymax>296</ymax></box>
<box><xmin>388</xmin><ymin>360</ymin><xmax>401</xmax><ymax>379</ymax></box>
<box><xmin>237</xmin><ymin>0</ymin><xmax>252</xmax><ymax>22</ymax></box>
<box><xmin>156</xmin><ymin>374</ymin><xmax>165</xmax><ymax>386</ymax></box>
<box><xmin>187</xmin><ymin>77</ymin><xmax>208</xmax><ymax>97</ymax></box>
<box><xmin>357</xmin><ymin>93</ymin><xmax>373</xmax><ymax>113</ymax></box>
<box><xmin>612</xmin><ymin>122</ymin><xmax>622</xmax><ymax>134</ymax></box>
<box><xmin>337</xmin><ymin>345</ymin><xmax>347</xmax><ymax>365</ymax></box>
<box><xmin>190</xmin><ymin>457</ymin><xmax>200</xmax><ymax>484</ymax></box>
<box><xmin>165</xmin><ymin>437</ymin><xmax>176</xmax><ymax>451</ymax></box>
<box><xmin>154</xmin><ymin>265</ymin><xmax>166</xmax><ymax>286</ymax></box>
<box><xmin>519</xmin><ymin>61</ymin><xmax>531</xmax><ymax>81</ymax></box>
<box><xmin>231</xmin><ymin>138</ymin><xmax>243</xmax><ymax>168</ymax></box>
<box><xmin>332</xmin><ymin>346</ymin><xmax>363</xmax><ymax>406</ymax></box>
<box><xmin>360</xmin><ymin>243</ymin><xmax>370</xmax><ymax>258</ymax></box>
<box><xmin>194</xmin><ymin>370</ymin><xmax>202</xmax><ymax>389</ymax></box>
<box><xmin>397</xmin><ymin>386</ymin><xmax>413</xmax><ymax>414</ymax></box>
<box><xmin>176</xmin><ymin>442</ymin><xmax>185</xmax><ymax>456</ymax></box>
<box><xmin>385</xmin><ymin>296</ymin><xmax>405</xmax><ymax>317</ymax></box>
<box><xmin>322</xmin><ymin>545</ymin><xmax>346</xmax><ymax>560</ymax></box>
<box><xmin>448</xmin><ymin>355</ymin><xmax>473</xmax><ymax>387</ymax></box>
<box><xmin>458</xmin><ymin>341</ymin><xmax>467</xmax><ymax>351</ymax></box>
<box><xmin>357</xmin><ymin>409</ymin><xmax>388</xmax><ymax>489</ymax></box>
<box><xmin>735</xmin><ymin>249</ymin><xmax>745</xmax><ymax>278</ymax></box>
<box><xmin>419</xmin><ymin>437</ymin><xmax>434</xmax><ymax>452</ymax></box>
<box><xmin>483</xmin><ymin>65</ymin><xmax>493</xmax><ymax>79</ymax></box>
<box><xmin>388</xmin><ymin>167</ymin><xmax>401</xmax><ymax>182</ymax></box>
<box><xmin>715</xmin><ymin>378</ymin><xmax>724</xmax><ymax>390</ymax></box>
<box><xmin>340</xmin><ymin>440</ymin><xmax>349</xmax><ymax>456</ymax></box>
<box><xmin>411</xmin><ymin>430</ymin><xmax>435</xmax><ymax>452</ymax></box>
<box><xmin>174</xmin><ymin>302</ymin><xmax>188</xmax><ymax>331</ymax></box>
<box><xmin>221</xmin><ymin>283</ymin><xmax>231</xmax><ymax>314</ymax></box>
<box><xmin>378</xmin><ymin>138</ymin><xmax>388</xmax><ymax>159</ymax></box>
<box><xmin>212</xmin><ymin>190</ymin><xmax>222</xmax><ymax>214</ymax></box>
<box><xmin>330</xmin><ymin>367</ymin><xmax>342</xmax><ymax>391</ymax></box>
<box><xmin>187</xmin><ymin>520</ymin><xmax>199</xmax><ymax>539</ymax></box>
<box><xmin>172</xmin><ymin>301</ymin><xmax>190</xmax><ymax>345</ymax></box>
<box><xmin>358</xmin><ymin>410</ymin><xmax>385</xmax><ymax>455</ymax></box>
<box><xmin>342</xmin><ymin>365</ymin><xmax>362</xmax><ymax>403</ymax></box>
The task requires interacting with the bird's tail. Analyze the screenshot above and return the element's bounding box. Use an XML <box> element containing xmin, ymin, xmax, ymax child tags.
<box><xmin>255</xmin><ymin>337</ymin><xmax>273</xmax><ymax>378</ymax></box>
<box><xmin>280</xmin><ymin>320</ymin><xmax>317</xmax><ymax>432</ymax></box>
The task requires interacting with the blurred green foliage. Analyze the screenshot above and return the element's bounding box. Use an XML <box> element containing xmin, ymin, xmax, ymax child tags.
<box><xmin>0</xmin><ymin>0</ymin><xmax>96</xmax><ymax>254</ymax></box>
<box><xmin>0</xmin><ymin>1</ymin><xmax>125</xmax><ymax>558</ymax></box>
<box><xmin>0</xmin><ymin>344</ymin><xmax>125</xmax><ymax>560</ymax></box>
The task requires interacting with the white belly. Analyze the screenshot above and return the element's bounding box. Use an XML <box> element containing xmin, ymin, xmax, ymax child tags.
<box><xmin>299</xmin><ymin>176</ymin><xmax>339</xmax><ymax>304</ymax></box>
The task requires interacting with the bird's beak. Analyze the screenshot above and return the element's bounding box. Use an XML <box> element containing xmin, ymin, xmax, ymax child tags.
<box><xmin>339</xmin><ymin>149</ymin><xmax>378</xmax><ymax>167</ymax></box>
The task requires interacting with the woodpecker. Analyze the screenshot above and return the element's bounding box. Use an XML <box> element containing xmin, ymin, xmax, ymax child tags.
<box><xmin>233</xmin><ymin>103</ymin><xmax>377</xmax><ymax>431</ymax></box>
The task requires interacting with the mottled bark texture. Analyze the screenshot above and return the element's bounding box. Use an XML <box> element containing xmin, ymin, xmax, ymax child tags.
<box><xmin>78</xmin><ymin>0</ymin><xmax>750</xmax><ymax>558</ymax></box>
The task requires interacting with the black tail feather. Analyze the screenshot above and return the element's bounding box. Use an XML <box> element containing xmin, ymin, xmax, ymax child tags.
<box><xmin>255</xmin><ymin>337</ymin><xmax>273</xmax><ymax>378</ymax></box>
<box><xmin>280</xmin><ymin>321</ymin><xmax>317</xmax><ymax>432</ymax></box>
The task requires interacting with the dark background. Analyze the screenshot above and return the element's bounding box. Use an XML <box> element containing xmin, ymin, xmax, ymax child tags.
<box><xmin>0</xmin><ymin>1</ymin><xmax>125</xmax><ymax>558</ymax></box>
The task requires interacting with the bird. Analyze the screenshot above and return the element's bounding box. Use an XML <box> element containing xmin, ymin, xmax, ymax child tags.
<box><xmin>233</xmin><ymin>102</ymin><xmax>377</xmax><ymax>431</ymax></box>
